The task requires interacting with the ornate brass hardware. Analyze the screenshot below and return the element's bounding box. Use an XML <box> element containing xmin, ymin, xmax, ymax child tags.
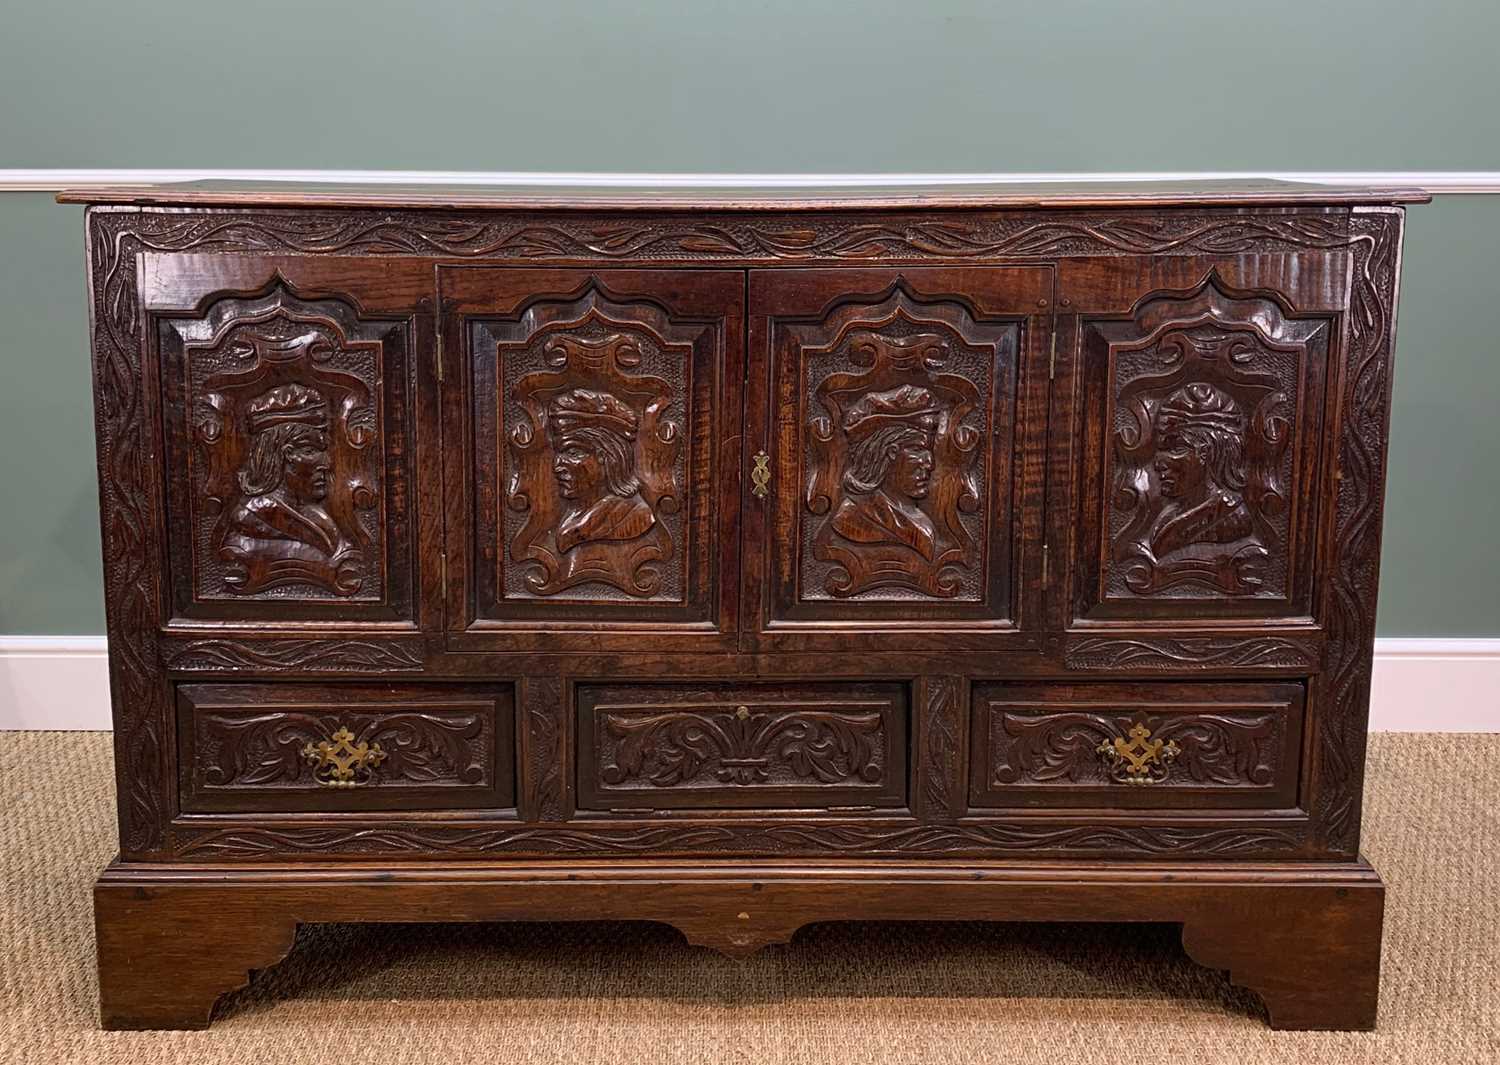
<box><xmin>1097</xmin><ymin>722</ymin><xmax>1180</xmax><ymax>785</ymax></box>
<box><xmin>751</xmin><ymin>451</ymin><xmax>771</xmax><ymax>498</ymax></box>
<box><xmin>750</xmin><ymin>450</ymin><xmax>774</xmax><ymax>501</ymax></box>
<box><xmin>301</xmin><ymin>726</ymin><xmax>387</xmax><ymax>788</ymax></box>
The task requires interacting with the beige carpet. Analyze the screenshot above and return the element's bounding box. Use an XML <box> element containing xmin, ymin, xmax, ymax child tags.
<box><xmin>2</xmin><ymin>731</ymin><xmax>1497</xmax><ymax>1064</ymax></box>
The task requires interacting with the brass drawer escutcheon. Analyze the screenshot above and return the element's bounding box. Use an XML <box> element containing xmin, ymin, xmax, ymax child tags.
<box><xmin>1097</xmin><ymin>722</ymin><xmax>1181</xmax><ymax>785</ymax></box>
<box><xmin>301</xmin><ymin>726</ymin><xmax>387</xmax><ymax>788</ymax></box>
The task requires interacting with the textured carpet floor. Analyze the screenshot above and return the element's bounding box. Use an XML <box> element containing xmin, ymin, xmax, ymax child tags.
<box><xmin>1</xmin><ymin>731</ymin><xmax>1497</xmax><ymax>1064</ymax></box>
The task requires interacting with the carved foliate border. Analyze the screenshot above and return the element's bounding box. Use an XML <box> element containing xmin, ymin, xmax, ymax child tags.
<box><xmin>917</xmin><ymin>676</ymin><xmax>962</xmax><ymax>822</ymax></box>
<box><xmin>1064</xmin><ymin>635</ymin><xmax>1318</xmax><ymax>671</ymax></box>
<box><xmin>85</xmin><ymin>203</ymin><xmax>1397</xmax><ymax>859</ymax></box>
<box><xmin>171</xmin><ymin>819</ymin><xmax>1307</xmax><ymax>860</ymax></box>
<box><xmin>88</xmin><ymin>209</ymin><xmax>174</xmax><ymax>855</ymax></box>
<box><xmin>90</xmin><ymin>204</ymin><xmax>1363</xmax><ymax>264</ymax></box>
<box><xmin>161</xmin><ymin>637</ymin><xmax>426</xmax><ymax>672</ymax></box>
<box><xmin>1311</xmin><ymin>207</ymin><xmax>1404</xmax><ymax>854</ymax></box>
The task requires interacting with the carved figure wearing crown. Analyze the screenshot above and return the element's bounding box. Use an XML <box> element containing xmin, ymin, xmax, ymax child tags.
<box><xmin>829</xmin><ymin>385</ymin><xmax>941</xmax><ymax>560</ymax></box>
<box><xmin>219</xmin><ymin>383</ymin><xmax>364</xmax><ymax>595</ymax></box>
<box><xmin>547</xmin><ymin>388</ymin><xmax>657</xmax><ymax>551</ymax></box>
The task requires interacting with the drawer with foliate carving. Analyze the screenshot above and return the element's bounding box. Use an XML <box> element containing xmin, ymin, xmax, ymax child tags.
<box><xmin>969</xmin><ymin>680</ymin><xmax>1304</xmax><ymax>810</ymax></box>
<box><xmin>577</xmin><ymin>681</ymin><xmax>907</xmax><ymax>812</ymax></box>
<box><xmin>176</xmin><ymin>683</ymin><xmax>515</xmax><ymax>813</ymax></box>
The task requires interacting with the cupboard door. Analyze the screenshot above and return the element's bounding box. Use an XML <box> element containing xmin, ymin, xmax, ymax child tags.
<box><xmin>440</xmin><ymin>268</ymin><xmax>743</xmax><ymax>653</ymax></box>
<box><xmin>745</xmin><ymin>267</ymin><xmax>1052</xmax><ymax>652</ymax></box>
<box><xmin>1053</xmin><ymin>255</ymin><xmax>1347</xmax><ymax>642</ymax></box>
<box><xmin>145</xmin><ymin>254</ymin><xmax>434</xmax><ymax>635</ymax></box>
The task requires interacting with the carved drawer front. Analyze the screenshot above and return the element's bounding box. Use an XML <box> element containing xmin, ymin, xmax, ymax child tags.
<box><xmin>745</xmin><ymin>267</ymin><xmax>1052</xmax><ymax>653</ymax></box>
<box><xmin>577</xmin><ymin>682</ymin><xmax>907</xmax><ymax>811</ymax></box>
<box><xmin>1057</xmin><ymin>257</ymin><xmax>1347</xmax><ymax>628</ymax></box>
<box><xmin>178</xmin><ymin>683</ymin><xmax>515</xmax><ymax>812</ymax></box>
<box><xmin>969</xmin><ymin>681</ymin><xmax>1303</xmax><ymax>810</ymax></box>
<box><xmin>145</xmin><ymin>255</ymin><xmax>434</xmax><ymax>628</ymax></box>
<box><xmin>439</xmin><ymin>267</ymin><xmax>744</xmax><ymax>654</ymax></box>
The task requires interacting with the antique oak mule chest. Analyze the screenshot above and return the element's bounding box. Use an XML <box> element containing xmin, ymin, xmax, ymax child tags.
<box><xmin>60</xmin><ymin>179</ymin><xmax>1425</xmax><ymax>1030</ymax></box>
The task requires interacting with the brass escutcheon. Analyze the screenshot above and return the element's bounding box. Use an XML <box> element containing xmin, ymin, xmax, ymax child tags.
<box><xmin>301</xmin><ymin>726</ymin><xmax>387</xmax><ymax>788</ymax></box>
<box><xmin>751</xmin><ymin>452</ymin><xmax>771</xmax><ymax>498</ymax></box>
<box><xmin>1097</xmin><ymin>722</ymin><xmax>1180</xmax><ymax>785</ymax></box>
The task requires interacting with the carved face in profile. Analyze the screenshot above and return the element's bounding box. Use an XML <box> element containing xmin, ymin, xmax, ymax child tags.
<box><xmin>1152</xmin><ymin>383</ymin><xmax>1247</xmax><ymax>505</ymax></box>
<box><xmin>548</xmin><ymin>390</ymin><xmax>641</xmax><ymax>504</ymax></box>
<box><xmin>843</xmin><ymin>386</ymin><xmax>940</xmax><ymax>502</ymax></box>
<box><xmin>828</xmin><ymin>385</ymin><xmax>943</xmax><ymax>561</ymax></box>
<box><xmin>239</xmin><ymin>384</ymin><xmax>333</xmax><ymax>505</ymax></box>
<box><xmin>546</xmin><ymin>389</ymin><xmax>656</xmax><ymax>551</ymax></box>
<box><xmin>220</xmin><ymin>382</ymin><xmax>364</xmax><ymax>597</ymax></box>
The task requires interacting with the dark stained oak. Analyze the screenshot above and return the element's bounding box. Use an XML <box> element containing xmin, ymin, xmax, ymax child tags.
<box><xmin>94</xmin><ymin>858</ymin><xmax>1385</xmax><ymax>1031</ymax></box>
<box><xmin>62</xmin><ymin>182</ymin><xmax>1413</xmax><ymax>1030</ymax></box>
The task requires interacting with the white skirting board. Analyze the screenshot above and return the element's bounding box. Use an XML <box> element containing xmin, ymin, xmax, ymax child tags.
<box><xmin>0</xmin><ymin>636</ymin><xmax>1495</xmax><ymax>732</ymax></box>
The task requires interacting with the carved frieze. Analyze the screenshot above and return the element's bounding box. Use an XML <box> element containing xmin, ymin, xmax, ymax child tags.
<box><xmin>176</xmin><ymin>684</ymin><xmax>515</xmax><ymax>813</ymax></box>
<box><xmin>985</xmin><ymin>710</ymin><xmax>1281</xmax><ymax>789</ymax></box>
<box><xmin>577</xmin><ymin>684</ymin><xmax>907</xmax><ymax>810</ymax></box>
<box><xmin>192</xmin><ymin>710</ymin><xmax>490</xmax><ymax>790</ymax></box>
<box><xmin>599</xmin><ymin>706</ymin><xmax>886</xmax><ymax>788</ymax></box>
<box><xmin>969</xmin><ymin>681</ymin><xmax>1304</xmax><ymax>809</ymax></box>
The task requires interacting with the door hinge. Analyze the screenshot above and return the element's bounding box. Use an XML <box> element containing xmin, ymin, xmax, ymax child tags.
<box><xmin>440</xmin><ymin>552</ymin><xmax>448</xmax><ymax>599</ymax></box>
<box><xmin>611</xmin><ymin>807</ymin><xmax>654</xmax><ymax>814</ymax></box>
<box><xmin>436</xmin><ymin>332</ymin><xmax>445</xmax><ymax>383</ymax></box>
<box><xmin>1048</xmin><ymin>327</ymin><xmax>1058</xmax><ymax>380</ymax></box>
<box><xmin>1042</xmin><ymin>542</ymin><xmax>1050</xmax><ymax>587</ymax></box>
<box><xmin>826</xmin><ymin>805</ymin><xmax>876</xmax><ymax>812</ymax></box>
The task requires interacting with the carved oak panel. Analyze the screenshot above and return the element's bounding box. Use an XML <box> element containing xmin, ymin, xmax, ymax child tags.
<box><xmin>747</xmin><ymin>267</ymin><xmax>1050</xmax><ymax>649</ymax></box>
<box><xmin>1069</xmin><ymin>269</ymin><xmax>1331</xmax><ymax>624</ymax></box>
<box><xmin>177</xmin><ymin>683</ymin><xmax>514</xmax><ymax>813</ymax></box>
<box><xmin>577</xmin><ymin>682</ymin><xmax>907</xmax><ymax>810</ymax></box>
<box><xmin>970</xmin><ymin>680</ymin><xmax>1303</xmax><ymax>810</ymax></box>
<box><xmin>154</xmin><ymin>262</ymin><xmax>423</xmax><ymax>625</ymax></box>
<box><xmin>444</xmin><ymin>268</ymin><xmax>742</xmax><ymax>651</ymax></box>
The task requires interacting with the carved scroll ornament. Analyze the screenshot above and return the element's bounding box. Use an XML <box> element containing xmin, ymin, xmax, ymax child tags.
<box><xmin>803</xmin><ymin>299</ymin><xmax>1002</xmax><ymax>600</ymax></box>
<box><xmin>503</xmin><ymin>310</ymin><xmax>685</xmax><ymax>599</ymax></box>
<box><xmin>1103</xmin><ymin>273</ymin><xmax>1323</xmax><ymax>602</ymax></box>
<box><xmin>178</xmin><ymin>286</ymin><xmax>385</xmax><ymax>601</ymax></box>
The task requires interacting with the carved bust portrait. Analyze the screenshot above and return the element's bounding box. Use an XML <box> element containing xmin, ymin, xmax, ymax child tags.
<box><xmin>219</xmin><ymin>383</ymin><xmax>364</xmax><ymax>594</ymax></box>
<box><xmin>829</xmin><ymin>385</ymin><xmax>940</xmax><ymax>561</ymax></box>
<box><xmin>547</xmin><ymin>388</ymin><xmax>656</xmax><ymax>552</ymax></box>
<box><xmin>1145</xmin><ymin>382</ymin><xmax>1253</xmax><ymax>559</ymax></box>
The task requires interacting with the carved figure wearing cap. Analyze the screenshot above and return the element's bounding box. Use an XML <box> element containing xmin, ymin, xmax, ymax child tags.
<box><xmin>547</xmin><ymin>388</ymin><xmax>656</xmax><ymax>552</ymax></box>
<box><xmin>829</xmin><ymin>384</ymin><xmax>940</xmax><ymax>560</ymax></box>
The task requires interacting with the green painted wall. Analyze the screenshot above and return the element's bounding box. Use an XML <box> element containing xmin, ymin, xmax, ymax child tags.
<box><xmin>1</xmin><ymin>0</ymin><xmax>1497</xmax><ymax>634</ymax></box>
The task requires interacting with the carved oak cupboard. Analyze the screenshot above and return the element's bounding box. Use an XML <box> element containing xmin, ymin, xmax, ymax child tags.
<box><xmin>59</xmin><ymin>179</ymin><xmax>1425</xmax><ymax>1031</ymax></box>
